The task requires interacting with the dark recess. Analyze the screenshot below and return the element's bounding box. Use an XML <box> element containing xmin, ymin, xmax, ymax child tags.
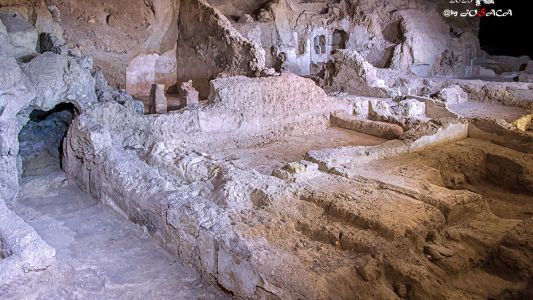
<box><xmin>479</xmin><ymin>0</ymin><xmax>533</xmax><ymax>58</ymax></box>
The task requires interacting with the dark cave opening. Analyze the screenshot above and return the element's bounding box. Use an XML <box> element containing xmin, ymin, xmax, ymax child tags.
<box><xmin>313</xmin><ymin>35</ymin><xmax>326</xmax><ymax>54</ymax></box>
<box><xmin>18</xmin><ymin>103</ymin><xmax>77</xmax><ymax>177</ymax></box>
<box><xmin>331</xmin><ymin>29</ymin><xmax>348</xmax><ymax>52</ymax></box>
<box><xmin>479</xmin><ymin>1</ymin><xmax>533</xmax><ymax>58</ymax></box>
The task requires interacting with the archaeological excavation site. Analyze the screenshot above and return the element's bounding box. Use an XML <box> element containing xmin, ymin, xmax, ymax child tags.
<box><xmin>1</xmin><ymin>0</ymin><xmax>532</xmax><ymax>299</ymax></box>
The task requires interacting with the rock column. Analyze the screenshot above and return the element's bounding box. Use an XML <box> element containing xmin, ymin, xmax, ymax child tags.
<box><xmin>149</xmin><ymin>84</ymin><xmax>167</xmax><ymax>114</ymax></box>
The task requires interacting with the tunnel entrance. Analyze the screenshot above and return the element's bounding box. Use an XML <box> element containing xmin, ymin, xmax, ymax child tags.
<box><xmin>18</xmin><ymin>103</ymin><xmax>77</xmax><ymax>177</ymax></box>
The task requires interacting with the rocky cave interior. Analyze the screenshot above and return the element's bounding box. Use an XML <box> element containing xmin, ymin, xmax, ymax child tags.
<box><xmin>18</xmin><ymin>102</ymin><xmax>76</xmax><ymax>176</ymax></box>
<box><xmin>0</xmin><ymin>0</ymin><xmax>532</xmax><ymax>299</ymax></box>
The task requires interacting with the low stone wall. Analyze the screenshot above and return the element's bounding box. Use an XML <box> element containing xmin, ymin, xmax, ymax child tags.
<box><xmin>63</xmin><ymin>115</ymin><xmax>283</xmax><ymax>297</ymax></box>
<box><xmin>63</xmin><ymin>74</ymin><xmax>481</xmax><ymax>298</ymax></box>
<box><xmin>75</xmin><ymin>73</ymin><xmax>350</xmax><ymax>152</ymax></box>
<box><xmin>0</xmin><ymin>200</ymin><xmax>56</xmax><ymax>295</ymax></box>
<box><xmin>452</xmin><ymin>80</ymin><xmax>533</xmax><ymax>110</ymax></box>
<box><xmin>307</xmin><ymin>120</ymin><xmax>469</xmax><ymax>170</ymax></box>
<box><xmin>331</xmin><ymin>112</ymin><xmax>404</xmax><ymax>139</ymax></box>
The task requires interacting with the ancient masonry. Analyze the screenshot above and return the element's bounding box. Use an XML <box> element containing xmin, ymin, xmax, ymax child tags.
<box><xmin>0</xmin><ymin>1</ymin><xmax>532</xmax><ymax>299</ymax></box>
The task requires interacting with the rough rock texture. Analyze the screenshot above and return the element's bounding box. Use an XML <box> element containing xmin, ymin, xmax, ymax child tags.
<box><xmin>0</xmin><ymin>0</ymin><xmax>486</xmax><ymax>89</ymax></box>
<box><xmin>0</xmin><ymin>200</ymin><xmax>56</xmax><ymax>294</ymax></box>
<box><xmin>60</xmin><ymin>62</ymin><xmax>533</xmax><ymax>298</ymax></box>
<box><xmin>62</xmin><ymin>74</ymin><xmax>358</xmax><ymax>298</ymax></box>
<box><xmin>42</xmin><ymin>0</ymin><xmax>178</xmax><ymax>88</ymax></box>
<box><xmin>0</xmin><ymin>18</ymin><xmax>142</xmax><ymax>293</ymax></box>
<box><xmin>390</xmin><ymin>9</ymin><xmax>477</xmax><ymax>77</ymax></box>
<box><xmin>321</xmin><ymin>50</ymin><xmax>389</xmax><ymax>97</ymax></box>
<box><xmin>0</xmin><ymin>32</ymin><xmax>89</xmax><ymax>296</ymax></box>
<box><xmin>148</xmin><ymin>84</ymin><xmax>167</xmax><ymax>114</ymax></box>
<box><xmin>23</xmin><ymin>52</ymin><xmax>97</xmax><ymax>110</ymax></box>
<box><xmin>177</xmin><ymin>0</ymin><xmax>266</xmax><ymax>97</ymax></box>
<box><xmin>468</xmin><ymin>118</ymin><xmax>533</xmax><ymax>154</ymax></box>
<box><xmin>0</xmin><ymin>12</ymin><xmax>37</xmax><ymax>59</ymax></box>
<box><xmin>64</xmin><ymin>93</ymin><xmax>533</xmax><ymax>299</ymax></box>
<box><xmin>331</xmin><ymin>112</ymin><xmax>403</xmax><ymax>139</ymax></box>
<box><xmin>178</xmin><ymin>80</ymin><xmax>200</xmax><ymax>107</ymax></box>
<box><xmin>3</xmin><ymin>170</ymin><xmax>227</xmax><ymax>299</ymax></box>
<box><xmin>0</xmin><ymin>56</ymin><xmax>36</xmax><ymax>201</ymax></box>
<box><xmin>436</xmin><ymin>85</ymin><xmax>469</xmax><ymax>105</ymax></box>
<box><xmin>1</xmin><ymin>1</ymin><xmax>533</xmax><ymax>299</ymax></box>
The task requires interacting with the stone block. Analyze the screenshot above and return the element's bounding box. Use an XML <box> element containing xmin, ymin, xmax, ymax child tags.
<box><xmin>400</xmin><ymin>99</ymin><xmax>426</xmax><ymax>118</ymax></box>
<box><xmin>149</xmin><ymin>84</ymin><xmax>167</xmax><ymax>114</ymax></box>
<box><xmin>436</xmin><ymin>85</ymin><xmax>468</xmax><ymax>105</ymax></box>
<box><xmin>217</xmin><ymin>249</ymin><xmax>260</xmax><ymax>297</ymax></box>
<box><xmin>0</xmin><ymin>12</ymin><xmax>37</xmax><ymax>59</ymax></box>
<box><xmin>178</xmin><ymin>80</ymin><xmax>199</xmax><ymax>107</ymax></box>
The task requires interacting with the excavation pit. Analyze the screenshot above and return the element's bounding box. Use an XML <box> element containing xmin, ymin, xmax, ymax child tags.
<box><xmin>429</xmin><ymin>141</ymin><xmax>533</xmax><ymax>220</ymax></box>
<box><xmin>364</xmin><ymin>139</ymin><xmax>533</xmax><ymax>221</ymax></box>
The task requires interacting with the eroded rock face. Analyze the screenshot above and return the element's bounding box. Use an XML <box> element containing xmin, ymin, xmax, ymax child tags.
<box><xmin>177</xmin><ymin>0</ymin><xmax>266</xmax><ymax>98</ymax></box>
<box><xmin>0</xmin><ymin>17</ymin><xmax>144</xmax><ymax>294</ymax></box>
<box><xmin>321</xmin><ymin>50</ymin><xmax>388</xmax><ymax>97</ymax></box>
<box><xmin>0</xmin><ymin>0</ymin><xmax>489</xmax><ymax>91</ymax></box>
<box><xmin>0</xmin><ymin>16</ymin><xmax>101</xmax><ymax>199</ymax></box>
<box><xmin>0</xmin><ymin>12</ymin><xmax>37</xmax><ymax>59</ymax></box>
<box><xmin>389</xmin><ymin>9</ymin><xmax>474</xmax><ymax>77</ymax></box>
<box><xmin>126</xmin><ymin>48</ymin><xmax>177</xmax><ymax>97</ymax></box>
<box><xmin>23</xmin><ymin>53</ymin><xmax>97</xmax><ymax>110</ymax></box>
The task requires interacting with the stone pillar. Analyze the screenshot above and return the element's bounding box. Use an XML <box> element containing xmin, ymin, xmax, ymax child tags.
<box><xmin>148</xmin><ymin>84</ymin><xmax>167</xmax><ymax>114</ymax></box>
<box><xmin>178</xmin><ymin>80</ymin><xmax>199</xmax><ymax>108</ymax></box>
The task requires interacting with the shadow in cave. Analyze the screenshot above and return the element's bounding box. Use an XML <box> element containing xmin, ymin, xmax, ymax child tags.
<box><xmin>479</xmin><ymin>1</ymin><xmax>533</xmax><ymax>58</ymax></box>
<box><xmin>18</xmin><ymin>103</ymin><xmax>77</xmax><ymax>177</ymax></box>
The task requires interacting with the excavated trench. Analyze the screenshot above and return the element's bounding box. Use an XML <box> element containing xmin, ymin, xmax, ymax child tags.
<box><xmin>335</xmin><ymin>138</ymin><xmax>533</xmax><ymax>299</ymax></box>
<box><xmin>366</xmin><ymin>138</ymin><xmax>533</xmax><ymax>224</ymax></box>
<box><xmin>6</xmin><ymin>103</ymin><xmax>227</xmax><ymax>298</ymax></box>
<box><xmin>213</xmin><ymin>126</ymin><xmax>387</xmax><ymax>174</ymax></box>
<box><xmin>429</xmin><ymin>144</ymin><xmax>533</xmax><ymax>220</ymax></box>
